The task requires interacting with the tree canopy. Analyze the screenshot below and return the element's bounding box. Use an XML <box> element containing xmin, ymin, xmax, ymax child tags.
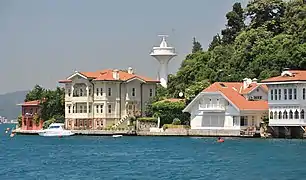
<box><xmin>161</xmin><ymin>0</ymin><xmax>306</xmax><ymax>100</ymax></box>
<box><xmin>25</xmin><ymin>85</ymin><xmax>65</xmax><ymax>122</ymax></box>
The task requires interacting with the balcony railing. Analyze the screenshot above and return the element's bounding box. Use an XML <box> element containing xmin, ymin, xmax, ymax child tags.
<box><xmin>199</xmin><ymin>104</ymin><xmax>225</xmax><ymax>110</ymax></box>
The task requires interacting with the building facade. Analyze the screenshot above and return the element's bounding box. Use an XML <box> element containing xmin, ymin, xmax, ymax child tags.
<box><xmin>183</xmin><ymin>78</ymin><xmax>268</xmax><ymax>135</ymax></box>
<box><xmin>59</xmin><ymin>67</ymin><xmax>159</xmax><ymax>130</ymax></box>
<box><xmin>18</xmin><ymin>100</ymin><xmax>44</xmax><ymax>130</ymax></box>
<box><xmin>261</xmin><ymin>70</ymin><xmax>306</xmax><ymax>137</ymax></box>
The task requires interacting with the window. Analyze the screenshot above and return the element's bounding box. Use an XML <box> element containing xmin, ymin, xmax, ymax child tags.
<box><xmin>100</xmin><ymin>104</ymin><xmax>103</xmax><ymax>113</ymax></box>
<box><xmin>108</xmin><ymin>88</ymin><xmax>112</xmax><ymax>96</ymax></box>
<box><xmin>251</xmin><ymin>116</ymin><xmax>255</xmax><ymax>126</ymax></box>
<box><xmin>84</xmin><ymin>106</ymin><xmax>87</xmax><ymax>113</ymax></box>
<box><xmin>301</xmin><ymin>110</ymin><xmax>305</xmax><ymax>119</ymax></box>
<box><xmin>270</xmin><ymin>112</ymin><xmax>273</xmax><ymax>119</ymax></box>
<box><xmin>80</xmin><ymin>106</ymin><xmax>83</xmax><ymax>113</ymax></box>
<box><xmin>132</xmin><ymin>88</ymin><xmax>136</xmax><ymax>97</ymax></box>
<box><xmin>271</xmin><ymin>90</ymin><xmax>273</xmax><ymax>100</ymax></box>
<box><xmin>89</xmin><ymin>88</ymin><xmax>91</xmax><ymax>96</ymax></box>
<box><xmin>278</xmin><ymin>111</ymin><xmax>282</xmax><ymax>119</ymax></box>
<box><xmin>303</xmin><ymin>88</ymin><xmax>306</xmax><ymax>100</ymax></box>
<box><xmin>240</xmin><ymin>116</ymin><xmax>248</xmax><ymax>126</ymax></box>
<box><xmin>278</xmin><ymin>89</ymin><xmax>281</xmax><ymax>100</ymax></box>
<box><xmin>108</xmin><ymin>104</ymin><xmax>112</xmax><ymax>113</ymax></box>
<box><xmin>294</xmin><ymin>88</ymin><xmax>297</xmax><ymax>99</ymax></box>
<box><xmin>294</xmin><ymin>110</ymin><xmax>299</xmax><ymax>119</ymax></box>
<box><xmin>89</xmin><ymin>105</ymin><xmax>91</xmax><ymax>113</ymax></box>
<box><xmin>80</xmin><ymin>89</ymin><xmax>83</xmax><ymax>96</ymax></box>
<box><xmin>96</xmin><ymin>105</ymin><xmax>99</xmax><ymax>113</ymax></box>
<box><xmin>149</xmin><ymin>89</ymin><xmax>153</xmax><ymax>97</ymax></box>
<box><xmin>283</xmin><ymin>110</ymin><xmax>288</xmax><ymax>119</ymax></box>
<box><xmin>284</xmin><ymin>89</ymin><xmax>287</xmax><ymax>100</ymax></box>
<box><xmin>254</xmin><ymin>96</ymin><xmax>262</xmax><ymax>100</ymax></box>
<box><xmin>100</xmin><ymin>88</ymin><xmax>103</xmax><ymax>96</ymax></box>
<box><xmin>96</xmin><ymin>88</ymin><xmax>99</xmax><ymax>96</ymax></box>
<box><xmin>289</xmin><ymin>110</ymin><xmax>293</xmax><ymax>119</ymax></box>
<box><xmin>274</xmin><ymin>111</ymin><xmax>277</xmax><ymax>119</ymax></box>
<box><xmin>274</xmin><ymin>89</ymin><xmax>277</xmax><ymax>100</ymax></box>
<box><xmin>289</xmin><ymin>89</ymin><xmax>292</xmax><ymax>100</ymax></box>
<box><xmin>30</xmin><ymin>108</ymin><xmax>33</xmax><ymax>114</ymax></box>
<box><xmin>68</xmin><ymin>106</ymin><xmax>71</xmax><ymax>113</ymax></box>
<box><xmin>68</xmin><ymin>89</ymin><xmax>71</xmax><ymax>96</ymax></box>
<box><xmin>29</xmin><ymin>121</ymin><xmax>32</xmax><ymax>127</ymax></box>
<box><xmin>73</xmin><ymin>106</ymin><xmax>75</xmax><ymax>113</ymax></box>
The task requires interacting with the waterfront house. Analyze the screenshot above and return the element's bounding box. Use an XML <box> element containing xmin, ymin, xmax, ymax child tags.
<box><xmin>183</xmin><ymin>78</ymin><xmax>268</xmax><ymax>136</ymax></box>
<box><xmin>17</xmin><ymin>100</ymin><xmax>44</xmax><ymax>130</ymax></box>
<box><xmin>59</xmin><ymin>67</ymin><xmax>159</xmax><ymax>130</ymax></box>
<box><xmin>261</xmin><ymin>70</ymin><xmax>306</xmax><ymax>137</ymax></box>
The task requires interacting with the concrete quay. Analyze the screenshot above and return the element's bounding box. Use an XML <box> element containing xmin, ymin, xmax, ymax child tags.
<box><xmin>12</xmin><ymin>128</ymin><xmax>257</xmax><ymax>137</ymax></box>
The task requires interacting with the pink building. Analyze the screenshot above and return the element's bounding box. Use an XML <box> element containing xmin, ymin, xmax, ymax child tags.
<box><xmin>18</xmin><ymin>100</ymin><xmax>44</xmax><ymax>130</ymax></box>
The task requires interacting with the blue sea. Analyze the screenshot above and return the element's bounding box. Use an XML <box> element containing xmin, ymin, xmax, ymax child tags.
<box><xmin>1</xmin><ymin>124</ymin><xmax>306</xmax><ymax>180</ymax></box>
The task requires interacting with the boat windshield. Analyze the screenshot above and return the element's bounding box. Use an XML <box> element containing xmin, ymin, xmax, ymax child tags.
<box><xmin>49</xmin><ymin>126</ymin><xmax>60</xmax><ymax>129</ymax></box>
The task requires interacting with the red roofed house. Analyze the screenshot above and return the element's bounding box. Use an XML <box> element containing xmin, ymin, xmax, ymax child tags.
<box><xmin>261</xmin><ymin>69</ymin><xmax>306</xmax><ymax>138</ymax></box>
<box><xmin>183</xmin><ymin>78</ymin><xmax>268</xmax><ymax>136</ymax></box>
<box><xmin>18</xmin><ymin>100</ymin><xmax>44</xmax><ymax>130</ymax></box>
<box><xmin>59</xmin><ymin>67</ymin><xmax>159</xmax><ymax>130</ymax></box>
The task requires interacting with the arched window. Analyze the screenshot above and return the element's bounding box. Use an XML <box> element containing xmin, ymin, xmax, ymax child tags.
<box><xmin>274</xmin><ymin>111</ymin><xmax>278</xmax><ymax>119</ymax></box>
<box><xmin>279</xmin><ymin>111</ymin><xmax>282</xmax><ymax>119</ymax></box>
<box><xmin>294</xmin><ymin>110</ymin><xmax>299</xmax><ymax>119</ymax></box>
<box><xmin>283</xmin><ymin>110</ymin><xmax>288</xmax><ymax>119</ymax></box>
<box><xmin>289</xmin><ymin>110</ymin><xmax>293</xmax><ymax>119</ymax></box>
<box><xmin>301</xmin><ymin>110</ymin><xmax>305</xmax><ymax>119</ymax></box>
<box><xmin>270</xmin><ymin>111</ymin><xmax>273</xmax><ymax>119</ymax></box>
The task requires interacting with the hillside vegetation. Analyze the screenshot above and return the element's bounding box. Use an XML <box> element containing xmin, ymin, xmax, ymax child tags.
<box><xmin>164</xmin><ymin>0</ymin><xmax>306</xmax><ymax>100</ymax></box>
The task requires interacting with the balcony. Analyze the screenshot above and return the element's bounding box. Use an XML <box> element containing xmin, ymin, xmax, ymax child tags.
<box><xmin>199</xmin><ymin>104</ymin><xmax>225</xmax><ymax>111</ymax></box>
<box><xmin>269</xmin><ymin>119</ymin><xmax>306</xmax><ymax>126</ymax></box>
<box><xmin>65</xmin><ymin>96</ymin><xmax>93</xmax><ymax>102</ymax></box>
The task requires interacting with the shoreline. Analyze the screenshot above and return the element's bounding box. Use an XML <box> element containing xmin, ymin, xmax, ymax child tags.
<box><xmin>12</xmin><ymin>129</ymin><xmax>259</xmax><ymax>138</ymax></box>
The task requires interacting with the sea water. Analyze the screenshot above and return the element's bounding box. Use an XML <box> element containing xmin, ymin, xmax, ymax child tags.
<box><xmin>1</xmin><ymin>124</ymin><xmax>306</xmax><ymax>180</ymax></box>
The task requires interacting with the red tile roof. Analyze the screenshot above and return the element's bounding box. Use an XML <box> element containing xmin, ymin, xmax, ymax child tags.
<box><xmin>19</xmin><ymin>100</ymin><xmax>41</xmax><ymax>106</ymax></box>
<box><xmin>59</xmin><ymin>69</ymin><xmax>159</xmax><ymax>83</ymax></box>
<box><xmin>261</xmin><ymin>70</ymin><xmax>306</xmax><ymax>83</ymax></box>
<box><xmin>203</xmin><ymin>82</ymin><xmax>268</xmax><ymax>111</ymax></box>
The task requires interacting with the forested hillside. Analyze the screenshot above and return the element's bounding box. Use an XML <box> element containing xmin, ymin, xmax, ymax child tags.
<box><xmin>164</xmin><ymin>0</ymin><xmax>306</xmax><ymax>100</ymax></box>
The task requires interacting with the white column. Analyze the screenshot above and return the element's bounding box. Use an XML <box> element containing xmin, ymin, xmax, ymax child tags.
<box><xmin>71</xmin><ymin>84</ymin><xmax>74</xmax><ymax>97</ymax></box>
<box><xmin>159</xmin><ymin>61</ymin><xmax>169</xmax><ymax>88</ymax></box>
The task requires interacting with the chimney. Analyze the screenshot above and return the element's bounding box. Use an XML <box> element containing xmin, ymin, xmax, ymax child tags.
<box><xmin>243</xmin><ymin>78</ymin><xmax>252</xmax><ymax>89</ymax></box>
<box><xmin>128</xmin><ymin>67</ymin><xmax>134</xmax><ymax>74</ymax></box>
<box><xmin>252</xmin><ymin>78</ymin><xmax>258</xmax><ymax>83</ymax></box>
<box><xmin>112</xmin><ymin>69</ymin><xmax>119</xmax><ymax>80</ymax></box>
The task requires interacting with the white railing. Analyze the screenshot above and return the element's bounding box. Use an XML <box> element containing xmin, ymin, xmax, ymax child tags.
<box><xmin>199</xmin><ymin>104</ymin><xmax>225</xmax><ymax>110</ymax></box>
<box><xmin>269</xmin><ymin>119</ymin><xmax>306</xmax><ymax>126</ymax></box>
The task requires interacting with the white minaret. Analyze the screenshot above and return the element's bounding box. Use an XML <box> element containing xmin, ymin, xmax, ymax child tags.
<box><xmin>150</xmin><ymin>35</ymin><xmax>177</xmax><ymax>88</ymax></box>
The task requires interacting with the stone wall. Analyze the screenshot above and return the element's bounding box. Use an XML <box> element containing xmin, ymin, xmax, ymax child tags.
<box><xmin>136</xmin><ymin>120</ymin><xmax>157</xmax><ymax>131</ymax></box>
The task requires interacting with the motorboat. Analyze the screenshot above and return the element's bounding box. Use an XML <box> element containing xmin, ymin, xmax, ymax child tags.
<box><xmin>38</xmin><ymin>123</ymin><xmax>74</xmax><ymax>137</ymax></box>
<box><xmin>112</xmin><ymin>135</ymin><xmax>123</xmax><ymax>138</ymax></box>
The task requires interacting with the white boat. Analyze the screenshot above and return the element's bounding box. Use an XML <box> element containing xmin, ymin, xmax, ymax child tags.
<box><xmin>38</xmin><ymin>123</ymin><xmax>74</xmax><ymax>137</ymax></box>
<box><xmin>112</xmin><ymin>135</ymin><xmax>123</xmax><ymax>138</ymax></box>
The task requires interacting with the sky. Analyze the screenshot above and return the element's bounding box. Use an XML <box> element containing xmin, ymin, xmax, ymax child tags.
<box><xmin>0</xmin><ymin>0</ymin><xmax>249</xmax><ymax>94</ymax></box>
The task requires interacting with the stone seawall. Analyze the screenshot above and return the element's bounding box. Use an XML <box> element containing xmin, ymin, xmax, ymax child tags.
<box><xmin>137</xmin><ymin>129</ymin><xmax>242</xmax><ymax>137</ymax></box>
<box><xmin>13</xmin><ymin>128</ymin><xmax>247</xmax><ymax>137</ymax></box>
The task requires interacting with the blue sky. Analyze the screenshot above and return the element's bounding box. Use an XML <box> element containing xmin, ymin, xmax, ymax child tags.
<box><xmin>0</xmin><ymin>0</ymin><xmax>249</xmax><ymax>94</ymax></box>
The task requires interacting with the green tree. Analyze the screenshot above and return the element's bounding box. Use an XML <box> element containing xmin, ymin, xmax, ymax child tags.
<box><xmin>192</xmin><ymin>37</ymin><xmax>203</xmax><ymax>53</ymax></box>
<box><xmin>25</xmin><ymin>85</ymin><xmax>65</xmax><ymax>122</ymax></box>
<box><xmin>151</xmin><ymin>100</ymin><xmax>190</xmax><ymax>125</ymax></box>
<box><xmin>221</xmin><ymin>2</ymin><xmax>245</xmax><ymax>44</ymax></box>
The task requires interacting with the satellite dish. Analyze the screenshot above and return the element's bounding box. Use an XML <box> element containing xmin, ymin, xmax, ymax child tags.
<box><xmin>179</xmin><ymin>92</ymin><xmax>184</xmax><ymax>97</ymax></box>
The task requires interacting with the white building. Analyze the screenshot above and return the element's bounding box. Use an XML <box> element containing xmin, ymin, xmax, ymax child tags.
<box><xmin>59</xmin><ymin>67</ymin><xmax>159</xmax><ymax>130</ymax></box>
<box><xmin>183</xmin><ymin>78</ymin><xmax>268</xmax><ymax>135</ymax></box>
<box><xmin>261</xmin><ymin>70</ymin><xmax>306</xmax><ymax>131</ymax></box>
<box><xmin>150</xmin><ymin>35</ymin><xmax>177</xmax><ymax>88</ymax></box>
